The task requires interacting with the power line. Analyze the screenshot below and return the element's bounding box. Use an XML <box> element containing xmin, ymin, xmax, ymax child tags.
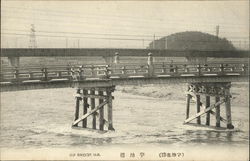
<box><xmin>3</xmin><ymin>22</ymin><xmax>221</xmax><ymax>40</ymax></box>
<box><xmin>3</xmin><ymin>32</ymin><xmax>248</xmax><ymax>44</ymax></box>
<box><xmin>2</xmin><ymin>32</ymin><xmax>152</xmax><ymax>41</ymax></box>
<box><xmin>4</xmin><ymin>15</ymin><xmax>207</xmax><ymax>34</ymax></box>
<box><xmin>3</xmin><ymin>15</ymin><xmax>225</xmax><ymax>34</ymax></box>
<box><xmin>1</xmin><ymin>29</ymin><xmax>158</xmax><ymax>38</ymax></box>
<box><xmin>3</xmin><ymin>6</ymin><xmax>247</xmax><ymax>28</ymax></box>
<box><xmin>2</xmin><ymin>14</ymin><xmax>247</xmax><ymax>37</ymax></box>
<box><xmin>4</xmin><ymin>6</ymin><xmax>247</xmax><ymax>36</ymax></box>
<box><xmin>2</xmin><ymin>29</ymin><xmax>249</xmax><ymax>40</ymax></box>
<box><xmin>2</xmin><ymin>7</ymin><xmax>248</xmax><ymax>33</ymax></box>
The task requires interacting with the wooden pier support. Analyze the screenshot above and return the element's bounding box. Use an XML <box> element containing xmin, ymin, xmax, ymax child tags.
<box><xmin>74</xmin><ymin>89</ymin><xmax>81</xmax><ymax>127</ymax></box>
<box><xmin>215</xmin><ymin>96</ymin><xmax>221</xmax><ymax>127</ymax></box>
<box><xmin>98</xmin><ymin>91</ymin><xmax>104</xmax><ymax>131</ymax></box>
<box><xmin>186</xmin><ymin>94</ymin><xmax>191</xmax><ymax>119</ymax></box>
<box><xmin>205</xmin><ymin>96</ymin><xmax>210</xmax><ymax>126</ymax></box>
<box><xmin>184</xmin><ymin>82</ymin><xmax>234</xmax><ymax>129</ymax></box>
<box><xmin>196</xmin><ymin>95</ymin><xmax>201</xmax><ymax>124</ymax></box>
<box><xmin>90</xmin><ymin>90</ymin><xmax>96</xmax><ymax>129</ymax></box>
<box><xmin>82</xmin><ymin>89</ymin><xmax>88</xmax><ymax>128</ymax></box>
<box><xmin>107</xmin><ymin>89</ymin><xmax>115</xmax><ymax>130</ymax></box>
<box><xmin>72</xmin><ymin>86</ymin><xmax>115</xmax><ymax>131</ymax></box>
<box><xmin>225</xmin><ymin>96</ymin><xmax>234</xmax><ymax>129</ymax></box>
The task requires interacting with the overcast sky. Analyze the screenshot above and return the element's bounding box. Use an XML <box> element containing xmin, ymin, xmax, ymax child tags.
<box><xmin>1</xmin><ymin>0</ymin><xmax>249</xmax><ymax>49</ymax></box>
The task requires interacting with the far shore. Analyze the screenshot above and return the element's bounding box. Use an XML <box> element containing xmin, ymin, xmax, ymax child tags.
<box><xmin>116</xmin><ymin>82</ymin><xmax>249</xmax><ymax>107</ymax></box>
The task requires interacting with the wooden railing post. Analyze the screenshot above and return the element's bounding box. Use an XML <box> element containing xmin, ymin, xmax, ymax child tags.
<box><xmin>241</xmin><ymin>64</ymin><xmax>247</xmax><ymax>74</ymax></box>
<box><xmin>219</xmin><ymin>64</ymin><xmax>224</xmax><ymax>74</ymax></box>
<box><xmin>104</xmin><ymin>65</ymin><xmax>110</xmax><ymax>79</ymax></box>
<box><xmin>230</xmin><ymin>66</ymin><xmax>235</xmax><ymax>72</ymax></box>
<box><xmin>174</xmin><ymin>65</ymin><xmax>178</xmax><ymax>74</ymax></box>
<box><xmin>162</xmin><ymin>62</ymin><xmax>167</xmax><ymax>74</ymax></box>
<box><xmin>91</xmin><ymin>65</ymin><xmax>97</xmax><ymax>77</ymax></box>
<box><xmin>42</xmin><ymin>67</ymin><xmax>48</xmax><ymax>81</ymax></box>
<box><xmin>170</xmin><ymin>62</ymin><xmax>174</xmax><ymax>73</ymax></box>
<box><xmin>184</xmin><ymin>64</ymin><xmax>189</xmax><ymax>72</ymax></box>
<box><xmin>78</xmin><ymin>65</ymin><xmax>84</xmax><ymax>80</ymax></box>
<box><xmin>196</xmin><ymin>64</ymin><xmax>201</xmax><ymax>76</ymax></box>
<box><xmin>121</xmin><ymin>66</ymin><xmax>127</xmax><ymax>77</ymax></box>
<box><xmin>70</xmin><ymin>66</ymin><xmax>75</xmax><ymax>81</ymax></box>
<box><xmin>57</xmin><ymin>71</ymin><xmax>62</xmax><ymax>78</ymax></box>
<box><xmin>67</xmin><ymin>64</ymin><xmax>71</xmax><ymax>76</ymax></box>
<box><xmin>147</xmin><ymin>52</ymin><xmax>154</xmax><ymax>77</ymax></box>
<box><xmin>67</xmin><ymin>64</ymin><xmax>72</xmax><ymax>81</ymax></box>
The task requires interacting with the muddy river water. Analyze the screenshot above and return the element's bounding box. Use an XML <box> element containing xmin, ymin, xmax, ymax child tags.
<box><xmin>0</xmin><ymin>87</ymin><xmax>249</xmax><ymax>160</ymax></box>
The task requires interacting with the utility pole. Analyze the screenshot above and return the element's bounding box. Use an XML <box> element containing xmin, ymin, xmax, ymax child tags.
<box><xmin>29</xmin><ymin>24</ymin><xmax>37</xmax><ymax>48</ymax></box>
<box><xmin>78</xmin><ymin>39</ymin><xmax>80</xmax><ymax>48</ymax></box>
<box><xmin>153</xmin><ymin>34</ymin><xmax>156</xmax><ymax>49</ymax></box>
<box><xmin>6</xmin><ymin>40</ymin><xmax>9</xmax><ymax>48</ymax></box>
<box><xmin>66</xmin><ymin>38</ymin><xmax>68</xmax><ymax>48</ymax></box>
<box><xmin>165</xmin><ymin>37</ymin><xmax>168</xmax><ymax>49</ymax></box>
<box><xmin>244</xmin><ymin>40</ymin><xmax>247</xmax><ymax>50</ymax></box>
<box><xmin>216</xmin><ymin>25</ymin><xmax>220</xmax><ymax>37</ymax></box>
<box><xmin>15</xmin><ymin>37</ymin><xmax>19</xmax><ymax>48</ymax></box>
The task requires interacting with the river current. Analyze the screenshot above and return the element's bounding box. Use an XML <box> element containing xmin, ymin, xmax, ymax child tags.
<box><xmin>0</xmin><ymin>87</ymin><xmax>249</xmax><ymax>160</ymax></box>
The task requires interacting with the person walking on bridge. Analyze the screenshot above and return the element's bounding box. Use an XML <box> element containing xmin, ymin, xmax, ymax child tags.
<box><xmin>170</xmin><ymin>60</ymin><xmax>174</xmax><ymax>72</ymax></box>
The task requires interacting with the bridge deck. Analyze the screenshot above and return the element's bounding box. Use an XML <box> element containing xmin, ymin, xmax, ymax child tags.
<box><xmin>1</xmin><ymin>75</ymin><xmax>248</xmax><ymax>92</ymax></box>
<box><xmin>1</xmin><ymin>62</ymin><xmax>248</xmax><ymax>92</ymax></box>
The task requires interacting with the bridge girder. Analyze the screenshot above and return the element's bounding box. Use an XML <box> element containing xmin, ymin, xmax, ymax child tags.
<box><xmin>1</xmin><ymin>48</ymin><xmax>249</xmax><ymax>57</ymax></box>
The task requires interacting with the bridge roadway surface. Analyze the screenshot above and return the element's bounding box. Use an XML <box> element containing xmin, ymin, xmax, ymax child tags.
<box><xmin>0</xmin><ymin>62</ymin><xmax>248</xmax><ymax>92</ymax></box>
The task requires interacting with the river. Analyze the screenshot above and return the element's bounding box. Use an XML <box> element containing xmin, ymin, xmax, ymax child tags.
<box><xmin>0</xmin><ymin>87</ymin><xmax>249</xmax><ymax>160</ymax></box>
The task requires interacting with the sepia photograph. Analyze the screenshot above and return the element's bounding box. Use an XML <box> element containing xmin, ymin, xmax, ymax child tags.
<box><xmin>0</xmin><ymin>0</ymin><xmax>249</xmax><ymax>160</ymax></box>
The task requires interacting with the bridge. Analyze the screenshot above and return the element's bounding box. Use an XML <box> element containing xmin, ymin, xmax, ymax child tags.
<box><xmin>1</xmin><ymin>48</ymin><xmax>249</xmax><ymax>67</ymax></box>
<box><xmin>1</xmin><ymin>48</ymin><xmax>249</xmax><ymax>132</ymax></box>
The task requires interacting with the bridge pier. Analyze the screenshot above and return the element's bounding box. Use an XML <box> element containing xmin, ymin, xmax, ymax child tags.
<box><xmin>184</xmin><ymin>82</ymin><xmax>234</xmax><ymax>129</ymax></box>
<box><xmin>72</xmin><ymin>86</ymin><xmax>115</xmax><ymax>132</ymax></box>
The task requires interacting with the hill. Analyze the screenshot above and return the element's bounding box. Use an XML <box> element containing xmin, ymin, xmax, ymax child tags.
<box><xmin>148</xmin><ymin>31</ymin><xmax>235</xmax><ymax>51</ymax></box>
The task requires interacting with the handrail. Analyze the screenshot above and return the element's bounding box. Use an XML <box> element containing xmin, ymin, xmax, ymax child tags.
<box><xmin>0</xmin><ymin>62</ymin><xmax>248</xmax><ymax>83</ymax></box>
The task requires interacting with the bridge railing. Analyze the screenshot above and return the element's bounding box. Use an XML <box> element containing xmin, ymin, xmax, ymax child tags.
<box><xmin>0</xmin><ymin>62</ymin><xmax>248</xmax><ymax>83</ymax></box>
<box><xmin>108</xmin><ymin>63</ymin><xmax>248</xmax><ymax>77</ymax></box>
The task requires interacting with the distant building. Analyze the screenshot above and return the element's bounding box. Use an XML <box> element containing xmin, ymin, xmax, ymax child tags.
<box><xmin>148</xmin><ymin>31</ymin><xmax>235</xmax><ymax>64</ymax></box>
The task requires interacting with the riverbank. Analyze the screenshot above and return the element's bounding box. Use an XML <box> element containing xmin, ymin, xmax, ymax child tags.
<box><xmin>117</xmin><ymin>82</ymin><xmax>249</xmax><ymax>107</ymax></box>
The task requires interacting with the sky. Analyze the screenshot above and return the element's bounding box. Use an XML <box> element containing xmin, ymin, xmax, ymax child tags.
<box><xmin>1</xmin><ymin>0</ymin><xmax>249</xmax><ymax>49</ymax></box>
